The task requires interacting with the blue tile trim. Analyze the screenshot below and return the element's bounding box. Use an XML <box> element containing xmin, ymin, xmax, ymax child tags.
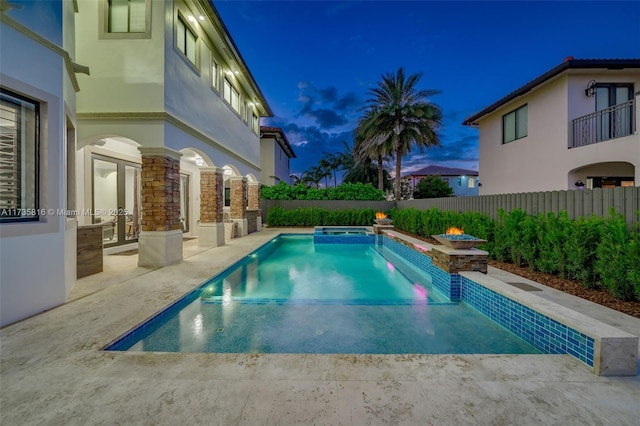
<box><xmin>314</xmin><ymin>234</ymin><xmax>375</xmax><ymax>244</ymax></box>
<box><xmin>461</xmin><ymin>277</ymin><xmax>595</xmax><ymax>367</ymax></box>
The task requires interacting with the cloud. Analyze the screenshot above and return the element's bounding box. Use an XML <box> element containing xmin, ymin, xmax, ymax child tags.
<box><xmin>295</xmin><ymin>81</ymin><xmax>361</xmax><ymax>129</ymax></box>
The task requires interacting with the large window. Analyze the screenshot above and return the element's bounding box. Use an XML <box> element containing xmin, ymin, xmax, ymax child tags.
<box><xmin>176</xmin><ymin>15</ymin><xmax>197</xmax><ymax>66</ymax></box>
<box><xmin>502</xmin><ymin>104</ymin><xmax>527</xmax><ymax>143</ymax></box>
<box><xmin>101</xmin><ymin>0</ymin><xmax>151</xmax><ymax>39</ymax></box>
<box><xmin>0</xmin><ymin>89</ymin><xmax>39</xmax><ymax>222</ymax></box>
<box><xmin>223</xmin><ymin>79</ymin><xmax>240</xmax><ymax>113</ymax></box>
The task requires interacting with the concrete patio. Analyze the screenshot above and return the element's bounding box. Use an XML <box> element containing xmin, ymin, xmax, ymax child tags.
<box><xmin>1</xmin><ymin>228</ymin><xmax>639</xmax><ymax>425</ymax></box>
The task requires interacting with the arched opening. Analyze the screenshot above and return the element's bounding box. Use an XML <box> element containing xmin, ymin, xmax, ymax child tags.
<box><xmin>569</xmin><ymin>161</ymin><xmax>635</xmax><ymax>189</ymax></box>
<box><xmin>78</xmin><ymin>136</ymin><xmax>143</xmax><ymax>248</ymax></box>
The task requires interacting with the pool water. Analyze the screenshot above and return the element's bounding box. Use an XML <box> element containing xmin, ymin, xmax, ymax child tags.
<box><xmin>108</xmin><ymin>236</ymin><xmax>540</xmax><ymax>355</ymax></box>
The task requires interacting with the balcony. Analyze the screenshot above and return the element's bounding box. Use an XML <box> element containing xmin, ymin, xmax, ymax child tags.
<box><xmin>570</xmin><ymin>100</ymin><xmax>635</xmax><ymax>148</ymax></box>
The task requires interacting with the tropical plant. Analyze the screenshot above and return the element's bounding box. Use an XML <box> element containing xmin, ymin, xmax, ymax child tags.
<box><xmin>357</xmin><ymin>67</ymin><xmax>443</xmax><ymax>199</ymax></box>
<box><xmin>412</xmin><ymin>175</ymin><xmax>453</xmax><ymax>199</ymax></box>
<box><xmin>354</xmin><ymin>107</ymin><xmax>393</xmax><ymax>191</ymax></box>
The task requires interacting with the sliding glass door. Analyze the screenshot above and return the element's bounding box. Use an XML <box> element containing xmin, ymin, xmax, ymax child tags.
<box><xmin>92</xmin><ymin>154</ymin><xmax>141</xmax><ymax>246</ymax></box>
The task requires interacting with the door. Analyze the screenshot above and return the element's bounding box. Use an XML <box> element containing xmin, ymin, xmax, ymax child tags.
<box><xmin>92</xmin><ymin>155</ymin><xmax>141</xmax><ymax>246</ymax></box>
<box><xmin>595</xmin><ymin>84</ymin><xmax>633</xmax><ymax>141</ymax></box>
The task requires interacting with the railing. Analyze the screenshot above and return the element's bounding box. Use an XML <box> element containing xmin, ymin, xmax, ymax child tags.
<box><xmin>571</xmin><ymin>100</ymin><xmax>635</xmax><ymax>148</ymax></box>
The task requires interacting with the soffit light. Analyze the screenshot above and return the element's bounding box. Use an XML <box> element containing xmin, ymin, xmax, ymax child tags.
<box><xmin>194</xmin><ymin>155</ymin><xmax>204</xmax><ymax>166</ymax></box>
<box><xmin>198</xmin><ymin>15</ymin><xmax>204</xmax><ymax>21</ymax></box>
<box><xmin>187</xmin><ymin>16</ymin><xmax>196</xmax><ymax>23</ymax></box>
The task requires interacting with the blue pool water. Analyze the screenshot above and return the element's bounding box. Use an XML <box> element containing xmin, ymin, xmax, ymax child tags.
<box><xmin>107</xmin><ymin>235</ymin><xmax>540</xmax><ymax>354</ymax></box>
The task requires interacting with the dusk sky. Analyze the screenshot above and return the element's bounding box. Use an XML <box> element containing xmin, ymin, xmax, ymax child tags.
<box><xmin>215</xmin><ymin>1</ymin><xmax>640</xmax><ymax>179</ymax></box>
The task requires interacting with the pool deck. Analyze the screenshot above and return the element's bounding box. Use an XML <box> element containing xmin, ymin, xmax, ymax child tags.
<box><xmin>1</xmin><ymin>228</ymin><xmax>639</xmax><ymax>425</ymax></box>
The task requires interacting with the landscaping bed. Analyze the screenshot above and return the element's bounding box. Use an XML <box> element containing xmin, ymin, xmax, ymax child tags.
<box><xmin>397</xmin><ymin>230</ymin><xmax>640</xmax><ymax>320</ymax></box>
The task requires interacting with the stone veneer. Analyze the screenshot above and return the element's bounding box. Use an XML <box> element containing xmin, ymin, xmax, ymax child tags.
<box><xmin>140</xmin><ymin>153</ymin><xmax>181</xmax><ymax>232</ymax></box>
<box><xmin>230</xmin><ymin>177</ymin><xmax>247</xmax><ymax>219</ymax></box>
<box><xmin>431</xmin><ymin>246</ymin><xmax>488</xmax><ymax>274</ymax></box>
<box><xmin>200</xmin><ymin>168</ymin><xmax>224</xmax><ymax>223</ymax></box>
<box><xmin>247</xmin><ymin>182</ymin><xmax>261</xmax><ymax>210</ymax></box>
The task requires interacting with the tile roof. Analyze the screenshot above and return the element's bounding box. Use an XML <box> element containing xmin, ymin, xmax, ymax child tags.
<box><xmin>260</xmin><ymin>126</ymin><xmax>297</xmax><ymax>158</ymax></box>
<box><xmin>463</xmin><ymin>58</ymin><xmax>640</xmax><ymax>126</ymax></box>
<box><xmin>402</xmin><ymin>165</ymin><xmax>478</xmax><ymax>178</ymax></box>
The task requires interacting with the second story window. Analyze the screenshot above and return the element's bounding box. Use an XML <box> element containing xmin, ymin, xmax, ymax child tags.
<box><xmin>176</xmin><ymin>16</ymin><xmax>197</xmax><ymax>66</ymax></box>
<box><xmin>503</xmin><ymin>104</ymin><xmax>527</xmax><ymax>143</ymax></box>
<box><xmin>223</xmin><ymin>79</ymin><xmax>240</xmax><ymax>113</ymax></box>
<box><xmin>101</xmin><ymin>0</ymin><xmax>151</xmax><ymax>39</ymax></box>
<box><xmin>251</xmin><ymin>112</ymin><xmax>259</xmax><ymax>134</ymax></box>
<box><xmin>211</xmin><ymin>60</ymin><xmax>218</xmax><ymax>89</ymax></box>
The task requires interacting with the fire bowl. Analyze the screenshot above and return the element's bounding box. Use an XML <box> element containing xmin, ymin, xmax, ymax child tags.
<box><xmin>431</xmin><ymin>234</ymin><xmax>487</xmax><ymax>249</ymax></box>
<box><xmin>374</xmin><ymin>218</ymin><xmax>393</xmax><ymax>225</ymax></box>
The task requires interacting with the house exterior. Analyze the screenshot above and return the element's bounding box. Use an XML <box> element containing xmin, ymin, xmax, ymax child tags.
<box><xmin>74</xmin><ymin>0</ymin><xmax>272</xmax><ymax>265</ymax></box>
<box><xmin>1</xmin><ymin>0</ymin><xmax>79</xmax><ymax>326</ymax></box>
<box><xmin>463</xmin><ymin>58</ymin><xmax>640</xmax><ymax>195</ymax></box>
<box><xmin>0</xmin><ymin>0</ymin><xmax>272</xmax><ymax>326</ymax></box>
<box><xmin>260</xmin><ymin>126</ymin><xmax>296</xmax><ymax>185</ymax></box>
<box><xmin>402</xmin><ymin>165</ymin><xmax>479</xmax><ymax>197</ymax></box>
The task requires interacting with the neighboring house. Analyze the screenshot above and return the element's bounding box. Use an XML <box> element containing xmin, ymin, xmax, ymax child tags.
<box><xmin>260</xmin><ymin>126</ymin><xmax>296</xmax><ymax>185</ymax></box>
<box><xmin>402</xmin><ymin>165</ymin><xmax>479</xmax><ymax>197</ymax></box>
<box><xmin>463</xmin><ymin>58</ymin><xmax>640</xmax><ymax>195</ymax></box>
<box><xmin>75</xmin><ymin>0</ymin><xmax>272</xmax><ymax>264</ymax></box>
<box><xmin>0</xmin><ymin>0</ymin><xmax>272</xmax><ymax>326</ymax></box>
<box><xmin>1</xmin><ymin>0</ymin><xmax>79</xmax><ymax>326</ymax></box>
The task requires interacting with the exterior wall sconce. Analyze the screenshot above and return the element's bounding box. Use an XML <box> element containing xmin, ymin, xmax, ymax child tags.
<box><xmin>575</xmin><ymin>180</ymin><xmax>585</xmax><ymax>188</ymax></box>
<box><xmin>585</xmin><ymin>80</ymin><xmax>597</xmax><ymax>97</ymax></box>
<box><xmin>194</xmin><ymin>155</ymin><xmax>204</xmax><ymax>166</ymax></box>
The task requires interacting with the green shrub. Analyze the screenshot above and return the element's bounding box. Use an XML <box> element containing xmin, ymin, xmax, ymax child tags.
<box><xmin>595</xmin><ymin>211</ymin><xmax>637</xmax><ymax>300</ymax></box>
<box><xmin>261</xmin><ymin>182</ymin><xmax>385</xmax><ymax>201</ymax></box>
<box><xmin>266</xmin><ymin>206</ymin><xmax>376</xmax><ymax>227</ymax></box>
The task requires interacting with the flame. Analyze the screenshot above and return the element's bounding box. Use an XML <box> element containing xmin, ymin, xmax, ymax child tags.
<box><xmin>376</xmin><ymin>212</ymin><xmax>387</xmax><ymax>219</ymax></box>
<box><xmin>445</xmin><ymin>226</ymin><xmax>464</xmax><ymax>235</ymax></box>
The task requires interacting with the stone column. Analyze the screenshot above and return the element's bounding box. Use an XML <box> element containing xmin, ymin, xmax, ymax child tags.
<box><xmin>229</xmin><ymin>176</ymin><xmax>248</xmax><ymax>237</ymax></box>
<box><xmin>247</xmin><ymin>182</ymin><xmax>261</xmax><ymax>232</ymax></box>
<box><xmin>137</xmin><ymin>147</ymin><xmax>183</xmax><ymax>267</ymax></box>
<box><xmin>199</xmin><ymin>167</ymin><xmax>225</xmax><ymax>247</ymax></box>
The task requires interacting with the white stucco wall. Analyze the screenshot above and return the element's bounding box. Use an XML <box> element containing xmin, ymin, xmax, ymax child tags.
<box><xmin>0</xmin><ymin>10</ymin><xmax>75</xmax><ymax>326</ymax></box>
<box><xmin>163</xmin><ymin>1</ymin><xmax>261</xmax><ymax>169</ymax></box>
<box><xmin>478</xmin><ymin>72</ymin><xmax>640</xmax><ymax>195</ymax></box>
<box><xmin>274</xmin><ymin>142</ymin><xmax>291</xmax><ymax>184</ymax></box>
<box><xmin>260</xmin><ymin>137</ymin><xmax>276</xmax><ymax>185</ymax></box>
<box><xmin>75</xmin><ymin>0</ymin><xmax>165</xmax><ymax>113</ymax></box>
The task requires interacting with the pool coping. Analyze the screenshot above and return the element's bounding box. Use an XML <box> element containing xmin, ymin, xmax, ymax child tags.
<box><xmin>375</xmin><ymin>229</ymin><xmax>638</xmax><ymax>376</ymax></box>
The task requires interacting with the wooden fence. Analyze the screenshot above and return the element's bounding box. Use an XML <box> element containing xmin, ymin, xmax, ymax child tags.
<box><xmin>262</xmin><ymin>187</ymin><xmax>640</xmax><ymax>229</ymax></box>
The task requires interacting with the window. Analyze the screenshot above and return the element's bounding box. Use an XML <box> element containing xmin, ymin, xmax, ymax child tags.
<box><xmin>223</xmin><ymin>79</ymin><xmax>240</xmax><ymax>113</ymax></box>
<box><xmin>251</xmin><ymin>112</ymin><xmax>259</xmax><ymax>134</ymax></box>
<box><xmin>468</xmin><ymin>178</ymin><xmax>475</xmax><ymax>188</ymax></box>
<box><xmin>211</xmin><ymin>60</ymin><xmax>218</xmax><ymax>89</ymax></box>
<box><xmin>176</xmin><ymin>15</ymin><xmax>197</xmax><ymax>65</ymax></box>
<box><xmin>101</xmin><ymin>0</ymin><xmax>151</xmax><ymax>39</ymax></box>
<box><xmin>0</xmin><ymin>89</ymin><xmax>39</xmax><ymax>222</ymax></box>
<box><xmin>502</xmin><ymin>104</ymin><xmax>527</xmax><ymax>143</ymax></box>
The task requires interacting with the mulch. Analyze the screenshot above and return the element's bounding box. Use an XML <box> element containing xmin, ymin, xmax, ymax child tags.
<box><xmin>393</xmin><ymin>230</ymin><xmax>640</xmax><ymax>319</ymax></box>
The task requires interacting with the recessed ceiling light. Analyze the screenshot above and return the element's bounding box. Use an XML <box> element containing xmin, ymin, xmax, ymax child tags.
<box><xmin>188</xmin><ymin>16</ymin><xmax>196</xmax><ymax>22</ymax></box>
<box><xmin>198</xmin><ymin>15</ymin><xmax>204</xmax><ymax>21</ymax></box>
<box><xmin>234</xmin><ymin>71</ymin><xmax>239</xmax><ymax>75</ymax></box>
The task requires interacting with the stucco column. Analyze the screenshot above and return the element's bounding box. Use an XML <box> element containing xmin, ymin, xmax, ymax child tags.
<box><xmin>199</xmin><ymin>167</ymin><xmax>225</xmax><ymax>247</ymax></box>
<box><xmin>247</xmin><ymin>182</ymin><xmax>262</xmax><ymax>232</ymax></box>
<box><xmin>229</xmin><ymin>176</ymin><xmax>248</xmax><ymax>237</ymax></box>
<box><xmin>635</xmin><ymin>165</ymin><xmax>640</xmax><ymax>187</ymax></box>
<box><xmin>137</xmin><ymin>147</ymin><xmax>183</xmax><ymax>267</ymax></box>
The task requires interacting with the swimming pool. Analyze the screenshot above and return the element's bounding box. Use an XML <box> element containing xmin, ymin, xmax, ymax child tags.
<box><xmin>107</xmin><ymin>235</ymin><xmax>539</xmax><ymax>354</ymax></box>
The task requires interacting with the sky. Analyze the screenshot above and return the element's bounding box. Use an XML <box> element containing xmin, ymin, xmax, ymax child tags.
<box><xmin>214</xmin><ymin>0</ymin><xmax>640</xmax><ymax>180</ymax></box>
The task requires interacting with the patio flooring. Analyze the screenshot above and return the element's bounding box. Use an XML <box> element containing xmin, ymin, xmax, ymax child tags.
<box><xmin>1</xmin><ymin>228</ymin><xmax>639</xmax><ymax>425</ymax></box>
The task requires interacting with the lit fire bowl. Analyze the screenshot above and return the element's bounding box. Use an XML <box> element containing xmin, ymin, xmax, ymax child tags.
<box><xmin>374</xmin><ymin>218</ymin><xmax>393</xmax><ymax>225</ymax></box>
<box><xmin>431</xmin><ymin>234</ymin><xmax>487</xmax><ymax>250</ymax></box>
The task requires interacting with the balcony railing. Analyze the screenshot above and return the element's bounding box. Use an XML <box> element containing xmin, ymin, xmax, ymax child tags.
<box><xmin>571</xmin><ymin>100</ymin><xmax>635</xmax><ymax>148</ymax></box>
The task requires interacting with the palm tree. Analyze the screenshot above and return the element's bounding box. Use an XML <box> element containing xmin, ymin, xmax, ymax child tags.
<box><xmin>354</xmin><ymin>107</ymin><xmax>393</xmax><ymax>192</ymax></box>
<box><xmin>359</xmin><ymin>67</ymin><xmax>442</xmax><ymax>199</ymax></box>
<box><xmin>317</xmin><ymin>158</ymin><xmax>332</xmax><ymax>188</ymax></box>
<box><xmin>321</xmin><ymin>152</ymin><xmax>342</xmax><ymax>187</ymax></box>
<box><xmin>301</xmin><ymin>166</ymin><xmax>324</xmax><ymax>188</ymax></box>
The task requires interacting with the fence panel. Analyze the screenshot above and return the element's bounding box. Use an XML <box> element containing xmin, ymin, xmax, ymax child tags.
<box><xmin>262</xmin><ymin>187</ymin><xmax>640</xmax><ymax>228</ymax></box>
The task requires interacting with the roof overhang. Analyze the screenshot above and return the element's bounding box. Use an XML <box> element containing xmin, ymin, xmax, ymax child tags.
<box><xmin>462</xmin><ymin>59</ymin><xmax>640</xmax><ymax>126</ymax></box>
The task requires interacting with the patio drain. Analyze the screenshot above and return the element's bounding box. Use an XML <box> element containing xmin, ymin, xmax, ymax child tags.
<box><xmin>506</xmin><ymin>282</ymin><xmax>542</xmax><ymax>291</ymax></box>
